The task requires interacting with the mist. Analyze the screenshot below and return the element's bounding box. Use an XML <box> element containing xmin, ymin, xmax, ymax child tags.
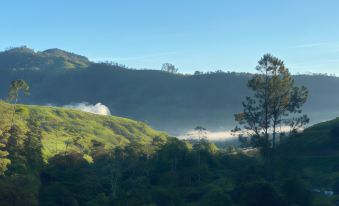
<box><xmin>63</xmin><ymin>102</ymin><xmax>111</xmax><ymax>116</ymax></box>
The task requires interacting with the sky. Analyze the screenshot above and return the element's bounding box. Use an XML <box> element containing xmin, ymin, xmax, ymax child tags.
<box><xmin>1</xmin><ymin>0</ymin><xmax>339</xmax><ymax>74</ymax></box>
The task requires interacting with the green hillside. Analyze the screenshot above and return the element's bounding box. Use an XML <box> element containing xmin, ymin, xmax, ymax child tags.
<box><xmin>2</xmin><ymin>98</ymin><xmax>339</xmax><ymax>205</ymax></box>
<box><xmin>278</xmin><ymin>118</ymin><xmax>339</xmax><ymax>191</ymax></box>
<box><xmin>0</xmin><ymin>101</ymin><xmax>167</xmax><ymax>161</ymax></box>
<box><xmin>281</xmin><ymin>117</ymin><xmax>339</xmax><ymax>156</ymax></box>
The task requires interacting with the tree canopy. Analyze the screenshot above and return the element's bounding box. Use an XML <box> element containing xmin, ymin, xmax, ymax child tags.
<box><xmin>235</xmin><ymin>54</ymin><xmax>309</xmax><ymax>154</ymax></box>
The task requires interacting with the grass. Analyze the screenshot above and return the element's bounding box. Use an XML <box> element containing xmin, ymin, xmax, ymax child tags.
<box><xmin>0</xmin><ymin>101</ymin><xmax>168</xmax><ymax>161</ymax></box>
<box><xmin>278</xmin><ymin>117</ymin><xmax>339</xmax><ymax>190</ymax></box>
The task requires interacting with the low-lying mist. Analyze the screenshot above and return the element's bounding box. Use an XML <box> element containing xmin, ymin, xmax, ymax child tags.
<box><xmin>63</xmin><ymin>102</ymin><xmax>111</xmax><ymax>116</ymax></box>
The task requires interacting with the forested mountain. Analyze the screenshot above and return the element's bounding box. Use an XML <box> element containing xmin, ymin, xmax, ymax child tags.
<box><xmin>0</xmin><ymin>46</ymin><xmax>89</xmax><ymax>70</ymax></box>
<box><xmin>1</xmin><ymin>47</ymin><xmax>339</xmax><ymax>134</ymax></box>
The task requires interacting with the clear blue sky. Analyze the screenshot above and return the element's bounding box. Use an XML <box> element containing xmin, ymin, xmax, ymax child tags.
<box><xmin>1</xmin><ymin>0</ymin><xmax>339</xmax><ymax>74</ymax></box>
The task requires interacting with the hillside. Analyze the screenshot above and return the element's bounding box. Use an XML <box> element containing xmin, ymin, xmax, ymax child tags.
<box><xmin>3</xmin><ymin>100</ymin><xmax>339</xmax><ymax>205</ymax></box>
<box><xmin>1</xmin><ymin>47</ymin><xmax>339</xmax><ymax>134</ymax></box>
<box><xmin>278</xmin><ymin>118</ymin><xmax>339</xmax><ymax>189</ymax></box>
<box><xmin>0</xmin><ymin>101</ymin><xmax>167</xmax><ymax>160</ymax></box>
<box><xmin>281</xmin><ymin>118</ymin><xmax>339</xmax><ymax>156</ymax></box>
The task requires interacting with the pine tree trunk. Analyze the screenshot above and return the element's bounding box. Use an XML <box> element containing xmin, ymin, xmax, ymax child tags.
<box><xmin>272</xmin><ymin>121</ymin><xmax>276</xmax><ymax>150</ymax></box>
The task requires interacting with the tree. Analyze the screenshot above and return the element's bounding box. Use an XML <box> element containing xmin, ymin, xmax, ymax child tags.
<box><xmin>0</xmin><ymin>128</ymin><xmax>11</xmax><ymax>175</ymax></box>
<box><xmin>235</xmin><ymin>54</ymin><xmax>309</xmax><ymax>155</ymax></box>
<box><xmin>7</xmin><ymin>80</ymin><xmax>30</xmax><ymax>126</ymax></box>
<box><xmin>194</xmin><ymin>71</ymin><xmax>203</xmax><ymax>75</ymax></box>
<box><xmin>24</xmin><ymin>115</ymin><xmax>43</xmax><ymax>171</ymax></box>
<box><xmin>193</xmin><ymin>126</ymin><xmax>206</xmax><ymax>184</ymax></box>
<box><xmin>161</xmin><ymin>63</ymin><xmax>178</xmax><ymax>73</ymax></box>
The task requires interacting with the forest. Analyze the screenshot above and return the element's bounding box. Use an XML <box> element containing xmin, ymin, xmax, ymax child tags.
<box><xmin>1</xmin><ymin>52</ymin><xmax>339</xmax><ymax>206</ymax></box>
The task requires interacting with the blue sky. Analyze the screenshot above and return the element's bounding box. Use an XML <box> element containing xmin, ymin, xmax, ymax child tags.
<box><xmin>1</xmin><ymin>0</ymin><xmax>339</xmax><ymax>74</ymax></box>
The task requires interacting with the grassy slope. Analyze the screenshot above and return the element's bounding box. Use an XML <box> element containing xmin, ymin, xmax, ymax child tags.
<box><xmin>279</xmin><ymin>118</ymin><xmax>339</xmax><ymax>189</ymax></box>
<box><xmin>271</xmin><ymin>119</ymin><xmax>339</xmax><ymax>205</ymax></box>
<box><xmin>282</xmin><ymin>118</ymin><xmax>339</xmax><ymax>155</ymax></box>
<box><xmin>0</xmin><ymin>101</ymin><xmax>167</xmax><ymax>160</ymax></box>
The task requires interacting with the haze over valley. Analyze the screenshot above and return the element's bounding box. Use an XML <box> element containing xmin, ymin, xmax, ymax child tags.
<box><xmin>1</xmin><ymin>47</ymin><xmax>338</xmax><ymax>139</ymax></box>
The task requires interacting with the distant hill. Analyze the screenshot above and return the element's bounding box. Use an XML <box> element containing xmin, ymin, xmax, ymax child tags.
<box><xmin>1</xmin><ymin>47</ymin><xmax>339</xmax><ymax>134</ymax></box>
<box><xmin>0</xmin><ymin>101</ymin><xmax>167</xmax><ymax>160</ymax></box>
<box><xmin>0</xmin><ymin>46</ymin><xmax>89</xmax><ymax>71</ymax></box>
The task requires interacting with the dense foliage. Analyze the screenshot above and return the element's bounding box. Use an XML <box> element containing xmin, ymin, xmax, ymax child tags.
<box><xmin>0</xmin><ymin>121</ymin><xmax>313</xmax><ymax>205</ymax></box>
<box><xmin>0</xmin><ymin>102</ymin><xmax>338</xmax><ymax>205</ymax></box>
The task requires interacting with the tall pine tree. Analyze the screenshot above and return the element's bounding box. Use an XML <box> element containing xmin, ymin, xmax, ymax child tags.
<box><xmin>235</xmin><ymin>54</ymin><xmax>309</xmax><ymax>156</ymax></box>
<box><xmin>24</xmin><ymin>115</ymin><xmax>43</xmax><ymax>171</ymax></box>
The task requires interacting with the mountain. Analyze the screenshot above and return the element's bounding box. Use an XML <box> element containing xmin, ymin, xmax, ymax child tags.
<box><xmin>0</xmin><ymin>101</ymin><xmax>167</xmax><ymax>160</ymax></box>
<box><xmin>1</xmin><ymin>47</ymin><xmax>339</xmax><ymax>135</ymax></box>
<box><xmin>0</xmin><ymin>46</ymin><xmax>89</xmax><ymax>71</ymax></box>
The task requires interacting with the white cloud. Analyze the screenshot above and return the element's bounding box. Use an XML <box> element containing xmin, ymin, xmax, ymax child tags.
<box><xmin>63</xmin><ymin>102</ymin><xmax>111</xmax><ymax>116</ymax></box>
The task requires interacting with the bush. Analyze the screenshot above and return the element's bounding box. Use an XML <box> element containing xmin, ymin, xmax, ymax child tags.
<box><xmin>234</xmin><ymin>181</ymin><xmax>286</xmax><ymax>206</ymax></box>
<box><xmin>282</xmin><ymin>178</ymin><xmax>313</xmax><ymax>206</ymax></box>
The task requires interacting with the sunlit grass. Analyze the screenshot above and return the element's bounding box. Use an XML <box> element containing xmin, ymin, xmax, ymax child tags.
<box><xmin>0</xmin><ymin>101</ymin><xmax>168</xmax><ymax>161</ymax></box>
